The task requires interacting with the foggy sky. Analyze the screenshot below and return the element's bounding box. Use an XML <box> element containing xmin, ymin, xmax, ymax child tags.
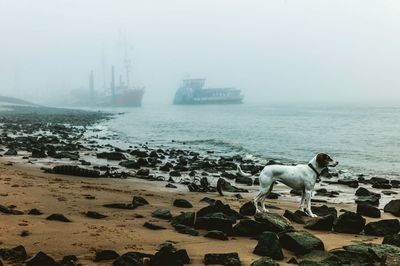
<box><xmin>1</xmin><ymin>0</ymin><xmax>400</xmax><ymax>105</ymax></box>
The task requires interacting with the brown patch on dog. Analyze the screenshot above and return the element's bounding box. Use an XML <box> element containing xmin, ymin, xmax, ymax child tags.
<box><xmin>316</xmin><ymin>153</ymin><xmax>333</xmax><ymax>168</ymax></box>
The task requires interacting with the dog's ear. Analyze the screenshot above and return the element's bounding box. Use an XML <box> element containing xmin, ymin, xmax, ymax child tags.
<box><xmin>316</xmin><ymin>153</ymin><xmax>331</xmax><ymax>168</ymax></box>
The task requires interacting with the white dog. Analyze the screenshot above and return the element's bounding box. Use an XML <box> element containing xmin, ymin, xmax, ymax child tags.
<box><xmin>238</xmin><ymin>153</ymin><xmax>338</xmax><ymax>217</ymax></box>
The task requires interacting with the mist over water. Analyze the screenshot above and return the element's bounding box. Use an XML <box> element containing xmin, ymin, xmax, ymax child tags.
<box><xmin>102</xmin><ymin>103</ymin><xmax>400</xmax><ymax>179</ymax></box>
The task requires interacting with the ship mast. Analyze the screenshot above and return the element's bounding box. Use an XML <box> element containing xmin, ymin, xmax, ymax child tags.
<box><xmin>89</xmin><ymin>70</ymin><xmax>94</xmax><ymax>104</ymax></box>
<box><xmin>123</xmin><ymin>33</ymin><xmax>132</xmax><ymax>89</ymax></box>
<box><xmin>110</xmin><ymin>65</ymin><xmax>116</xmax><ymax>103</ymax></box>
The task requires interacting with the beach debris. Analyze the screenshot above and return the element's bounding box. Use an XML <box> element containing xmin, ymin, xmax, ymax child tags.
<box><xmin>204</xmin><ymin>253</ymin><xmax>241</xmax><ymax>266</ymax></box>
<box><xmin>304</xmin><ymin>214</ymin><xmax>335</xmax><ymax>231</ymax></box>
<box><xmin>46</xmin><ymin>213</ymin><xmax>71</xmax><ymax>222</ymax></box>
<box><xmin>204</xmin><ymin>230</ymin><xmax>228</xmax><ymax>241</ymax></box>
<box><xmin>364</xmin><ymin>219</ymin><xmax>400</xmax><ymax>236</ymax></box>
<box><xmin>333</xmin><ymin>211</ymin><xmax>365</xmax><ymax>234</ymax></box>
<box><xmin>173</xmin><ymin>199</ymin><xmax>193</xmax><ymax>208</ymax></box>
<box><xmin>253</xmin><ymin>231</ymin><xmax>283</xmax><ymax>260</ymax></box>
<box><xmin>254</xmin><ymin>212</ymin><xmax>293</xmax><ymax>233</ymax></box>
<box><xmin>151</xmin><ymin>209</ymin><xmax>172</xmax><ymax>220</ymax></box>
<box><xmin>26</xmin><ymin>251</ymin><xmax>58</xmax><ymax>266</ymax></box>
<box><xmin>356</xmin><ymin>203</ymin><xmax>381</xmax><ymax>218</ymax></box>
<box><xmin>384</xmin><ymin>199</ymin><xmax>400</xmax><ymax>217</ymax></box>
<box><xmin>279</xmin><ymin>230</ymin><xmax>325</xmax><ymax>255</ymax></box>
<box><xmin>94</xmin><ymin>250</ymin><xmax>119</xmax><ymax>262</ymax></box>
<box><xmin>85</xmin><ymin>211</ymin><xmax>108</xmax><ymax>219</ymax></box>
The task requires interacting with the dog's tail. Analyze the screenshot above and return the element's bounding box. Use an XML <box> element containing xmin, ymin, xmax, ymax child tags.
<box><xmin>237</xmin><ymin>165</ymin><xmax>253</xmax><ymax>178</ymax></box>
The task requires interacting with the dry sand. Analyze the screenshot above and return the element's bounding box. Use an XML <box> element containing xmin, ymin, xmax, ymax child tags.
<box><xmin>0</xmin><ymin>159</ymin><xmax>390</xmax><ymax>265</ymax></box>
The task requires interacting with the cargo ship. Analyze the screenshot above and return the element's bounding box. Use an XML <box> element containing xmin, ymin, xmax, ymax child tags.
<box><xmin>173</xmin><ymin>78</ymin><xmax>243</xmax><ymax>105</ymax></box>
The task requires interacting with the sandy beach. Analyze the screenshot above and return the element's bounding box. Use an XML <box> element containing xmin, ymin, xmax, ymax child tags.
<box><xmin>0</xmin><ymin>105</ymin><xmax>399</xmax><ymax>266</ymax></box>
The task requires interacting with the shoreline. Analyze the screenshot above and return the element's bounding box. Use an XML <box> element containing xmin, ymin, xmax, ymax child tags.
<box><xmin>0</xmin><ymin>105</ymin><xmax>399</xmax><ymax>265</ymax></box>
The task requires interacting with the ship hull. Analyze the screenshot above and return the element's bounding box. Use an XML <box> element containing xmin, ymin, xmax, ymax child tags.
<box><xmin>111</xmin><ymin>89</ymin><xmax>144</xmax><ymax>107</ymax></box>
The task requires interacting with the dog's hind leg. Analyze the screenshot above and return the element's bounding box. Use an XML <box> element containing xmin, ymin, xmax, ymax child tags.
<box><xmin>253</xmin><ymin>189</ymin><xmax>266</xmax><ymax>213</ymax></box>
<box><xmin>260</xmin><ymin>183</ymin><xmax>274</xmax><ymax>212</ymax></box>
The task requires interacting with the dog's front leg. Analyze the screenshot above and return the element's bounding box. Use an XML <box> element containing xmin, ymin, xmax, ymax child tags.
<box><xmin>305</xmin><ymin>191</ymin><xmax>317</xmax><ymax>217</ymax></box>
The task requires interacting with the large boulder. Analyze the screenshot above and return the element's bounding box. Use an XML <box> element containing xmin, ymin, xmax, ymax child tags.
<box><xmin>384</xmin><ymin>199</ymin><xmax>400</xmax><ymax>217</ymax></box>
<box><xmin>254</xmin><ymin>212</ymin><xmax>293</xmax><ymax>233</ymax></box>
<box><xmin>356</xmin><ymin>203</ymin><xmax>381</xmax><ymax>218</ymax></box>
<box><xmin>283</xmin><ymin>210</ymin><xmax>305</xmax><ymax>224</ymax></box>
<box><xmin>171</xmin><ymin>212</ymin><xmax>195</xmax><ymax>226</ymax></box>
<box><xmin>26</xmin><ymin>252</ymin><xmax>58</xmax><ymax>266</ymax></box>
<box><xmin>0</xmin><ymin>245</ymin><xmax>27</xmax><ymax>262</ymax></box>
<box><xmin>204</xmin><ymin>253</ymin><xmax>241</xmax><ymax>266</ymax></box>
<box><xmin>311</xmin><ymin>205</ymin><xmax>337</xmax><ymax>219</ymax></box>
<box><xmin>333</xmin><ymin>211</ymin><xmax>365</xmax><ymax>234</ymax></box>
<box><xmin>197</xmin><ymin>200</ymin><xmax>242</xmax><ymax>221</ymax></box>
<box><xmin>253</xmin><ymin>231</ymin><xmax>283</xmax><ymax>260</ymax></box>
<box><xmin>355</xmin><ymin>187</ymin><xmax>381</xmax><ymax>198</ymax></box>
<box><xmin>343</xmin><ymin>243</ymin><xmax>400</xmax><ymax>262</ymax></box>
<box><xmin>151</xmin><ymin>209</ymin><xmax>172</xmax><ymax>220</ymax></box>
<box><xmin>279</xmin><ymin>230</ymin><xmax>324</xmax><ymax>255</ymax></box>
<box><xmin>364</xmin><ymin>219</ymin><xmax>400</xmax><ymax>236</ymax></box>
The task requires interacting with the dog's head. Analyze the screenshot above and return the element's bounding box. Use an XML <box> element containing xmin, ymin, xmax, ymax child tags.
<box><xmin>316</xmin><ymin>153</ymin><xmax>338</xmax><ymax>168</ymax></box>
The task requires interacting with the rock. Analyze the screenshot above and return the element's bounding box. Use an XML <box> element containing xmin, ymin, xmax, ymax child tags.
<box><xmin>343</xmin><ymin>243</ymin><xmax>400</xmax><ymax>261</ymax></box>
<box><xmin>151</xmin><ymin>243</ymin><xmax>189</xmax><ymax>266</ymax></box>
<box><xmin>103</xmin><ymin>203</ymin><xmax>138</xmax><ymax>210</ymax></box>
<box><xmin>173</xmin><ymin>224</ymin><xmax>199</xmax><ymax>236</ymax></box>
<box><xmin>204</xmin><ymin>230</ymin><xmax>228</xmax><ymax>241</ymax></box>
<box><xmin>85</xmin><ymin>211</ymin><xmax>108</xmax><ymax>219</ymax></box>
<box><xmin>26</xmin><ymin>252</ymin><xmax>58</xmax><ymax>266</ymax></box>
<box><xmin>132</xmin><ymin>196</ymin><xmax>149</xmax><ymax>206</ymax></box>
<box><xmin>304</xmin><ymin>215</ymin><xmax>335</xmax><ymax>231</ymax></box>
<box><xmin>97</xmin><ymin>152</ymin><xmax>126</xmax><ymax>160</ymax></box>
<box><xmin>232</xmin><ymin>219</ymin><xmax>266</xmax><ymax>237</ymax></box>
<box><xmin>94</xmin><ymin>250</ymin><xmax>120</xmax><ymax>262</ymax></box>
<box><xmin>0</xmin><ymin>205</ymin><xmax>23</xmax><ymax>215</ymax></box>
<box><xmin>46</xmin><ymin>213</ymin><xmax>71</xmax><ymax>222</ymax></box>
<box><xmin>166</xmin><ymin>183</ymin><xmax>177</xmax><ymax>188</ymax></box>
<box><xmin>383</xmin><ymin>233</ymin><xmax>400</xmax><ymax>247</ymax></box>
<box><xmin>338</xmin><ymin>179</ymin><xmax>358</xmax><ymax>188</ymax></box>
<box><xmin>239</xmin><ymin>201</ymin><xmax>256</xmax><ymax>216</ymax></box>
<box><xmin>384</xmin><ymin>199</ymin><xmax>400</xmax><ymax>217</ymax></box>
<box><xmin>355</xmin><ymin>187</ymin><xmax>380</xmax><ymax>197</ymax></box>
<box><xmin>119</xmin><ymin>160</ymin><xmax>140</xmax><ymax>169</ymax></box>
<box><xmin>355</xmin><ymin>195</ymin><xmax>380</xmax><ymax>206</ymax></box>
<box><xmin>197</xmin><ymin>200</ymin><xmax>241</xmax><ymax>220</ymax></box>
<box><xmin>169</xmin><ymin>170</ymin><xmax>181</xmax><ymax>177</ymax></box>
<box><xmin>173</xmin><ymin>199</ymin><xmax>193</xmax><ymax>208</ymax></box>
<box><xmin>204</xmin><ymin>253</ymin><xmax>241</xmax><ymax>266</ymax></box>
<box><xmin>369</xmin><ymin>177</ymin><xmax>390</xmax><ymax>186</ymax></box>
<box><xmin>52</xmin><ymin>165</ymin><xmax>100</xmax><ymax>178</ymax></box>
<box><xmin>28</xmin><ymin>208</ymin><xmax>43</xmax><ymax>215</ymax></box>
<box><xmin>60</xmin><ymin>255</ymin><xmax>78</xmax><ymax>266</ymax></box>
<box><xmin>4</xmin><ymin>149</ymin><xmax>17</xmax><ymax>156</ymax></box>
<box><xmin>333</xmin><ymin>211</ymin><xmax>365</xmax><ymax>234</ymax></box>
<box><xmin>364</xmin><ymin>219</ymin><xmax>400</xmax><ymax>236</ymax></box>
<box><xmin>235</xmin><ymin>175</ymin><xmax>253</xmax><ymax>186</ymax></box>
<box><xmin>31</xmin><ymin>148</ymin><xmax>47</xmax><ymax>158</ymax></box>
<box><xmin>356</xmin><ymin>204</ymin><xmax>381</xmax><ymax>218</ymax></box>
<box><xmin>152</xmin><ymin>209</ymin><xmax>172</xmax><ymax>220</ymax></box>
<box><xmin>0</xmin><ymin>245</ymin><xmax>27</xmax><ymax>261</ymax></box>
<box><xmin>291</xmin><ymin>250</ymin><xmax>336</xmax><ymax>265</ymax></box>
<box><xmin>171</xmin><ymin>212</ymin><xmax>195</xmax><ymax>226</ymax></box>
<box><xmin>254</xmin><ymin>212</ymin><xmax>293</xmax><ymax>233</ymax></box>
<box><xmin>279</xmin><ymin>230</ymin><xmax>325</xmax><ymax>255</ymax></box>
<box><xmin>20</xmin><ymin>230</ymin><xmax>30</xmax><ymax>237</ymax></box>
<box><xmin>195</xmin><ymin>212</ymin><xmax>236</xmax><ymax>233</ymax></box>
<box><xmin>372</xmin><ymin>183</ymin><xmax>392</xmax><ymax>189</ymax></box>
<box><xmin>113</xmin><ymin>252</ymin><xmax>148</xmax><ymax>266</ymax></box>
<box><xmin>328</xmin><ymin>249</ymin><xmax>373</xmax><ymax>265</ymax></box>
<box><xmin>253</xmin><ymin>231</ymin><xmax>283</xmax><ymax>260</ymax></box>
<box><xmin>311</xmin><ymin>205</ymin><xmax>337</xmax><ymax>219</ymax></box>
<box><xmin>250</xmin><ymin>257</ymin><xmax>279</xmax><ymax>266</ymax></box>
<box><xmin>136</xmin><ymin>169</ymin><xmax>150</xmax><ymax>177</ymax></box>
<box><xmin>143</xmin><ymin>222</ymin><xmax>166</xmax><ymax>230</ymax></box>
<box><xmin>283</xmin><ymin>210</ymin><xmax>305</xmax><ymax>224</ymax></box>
